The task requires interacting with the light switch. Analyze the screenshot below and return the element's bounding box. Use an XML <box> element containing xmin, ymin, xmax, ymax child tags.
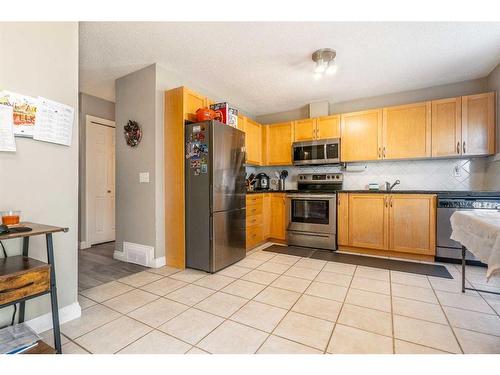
<box><xmin>139</xmin><ymin>172</ymin><xmax>150</xmax><ymax>183</ymax></box>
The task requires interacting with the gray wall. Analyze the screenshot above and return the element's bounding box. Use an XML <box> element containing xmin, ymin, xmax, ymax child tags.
<box><xmin>115</xmin><ymin>65</ymin><xmax>158</xmax><ymax>255</ymax></box>
<box><xmin>115</xmin><ymin>63</ymin><xmax>223</xmax><ymax>260</ymax></box>
<box><xmin>78</xmin><ymin>93</ymin><xmax>115</xmax><ymax>245</ymax></box>
<box><xmin>485</xmin><ymin>63</ymin><xmax>500</xmax><ymax>190</ymax></box>
<box><xmin>0</xmin><ymin>22</ymin><xmax>79</xmax><ymax>325</ymax></box>
<box><xmin>256</xmin><ymin>78</ymin><xmax>489</xmax><ymax>124</ymax></box>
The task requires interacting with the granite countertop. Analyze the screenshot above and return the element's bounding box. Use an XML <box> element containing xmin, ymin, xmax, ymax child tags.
<box><xmin>247</xmin><ymin>189</ymin><xmax>500</xmax><ymax>197</ymax></box>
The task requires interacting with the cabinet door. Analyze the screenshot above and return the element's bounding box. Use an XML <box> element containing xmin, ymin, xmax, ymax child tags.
<box><xmin>341</xmin><ymin>109</ymin><xmax>382</xmax><ymax>162</ymax></box>
<box><xmin>270</xmin><ymin>194</ymin><xmax>286</xmax><ymax>240</ymax></box>
<box><xmin>245</xmin><ymin>118</ymin><xmax>263</xmax><ymax>165</ymax></box>
<box><xmin>337</xmin><ymin>193</ymin><xmax>349</xmax><ymax>246</ymax></box>
<box><xmin>266</xmin><ymin>122</ymin><xmax>293</xmax><ymax>165</ymax></box>
<box><xmin>184</xmin><ymin>88</ymin><xmax>207</xmax><ymax>122</ymax></box>
<box><xmin>431</xmin><ymin>97</ymin><xmax>462</xmax><ymax>157</ymax></box>
<box><xmin>293</xmin><ymin>119</ymin><xmax>316</xmax><ymax>141</ymax></box>
<box><xmin>237</xmin><ymin>114</ymin><xmax>246</xmax><ymax>133</ymax></box>
<box><xmin>348</xmin><ymin>194</ymin><xmax>388</xmax><ymax>250</ymax></box>
<box><xmin>316</xmin><ymin>115</ymin><xmax>340</xmax><ymax>140</ymax></box>
<box><xmin>383</xmin><ymin>102</ymin><xmax>431</xmax><ymax>159</ymax></box>
<box><xmin>462</xmin><ymin>92</ymin><xmax>495</xmax><ymax>156</ymax></box>
<box><xmin>262</xmin><ymin>193</ymin><xmax>271</xmax><ymax>239</ymax></box>
<box><xmin>388</xmin><ymin>194</ymin><xmax>436</xmax><ymax>256</ymax></box>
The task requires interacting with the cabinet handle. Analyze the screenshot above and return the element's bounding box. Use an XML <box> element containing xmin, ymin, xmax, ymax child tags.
<box><xmin>383</xmin><ymin>147</ymin><xmax>386</xmax><ymax>159</ymax></box>
<box><xmin>378</xmin><ymin>147</ymin><xmax>382</xmax><ymax>158</ymax></box>
<box><xmin>390</xmin><ymin>197</ymin><xmax>393</xmax><ymax>207</ymax></box>
<box><xmin>384</xmin><ymin>197</ymin><xmax>388</xmax><ymax>207</ymax></box>
<box><xmin>457</xmin><ymin>141</ymin><xmax>460</xmax><ymax>154</ymax></box>
<box><xmin>463</xmin><ymin>142</ymin><xmax>466</xmax><ymax>154</ymax></box>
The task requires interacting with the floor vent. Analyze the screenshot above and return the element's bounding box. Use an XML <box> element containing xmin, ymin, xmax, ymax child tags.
<box><xmin>123</xmin><ymin>242</ymin><xmax>154</xmax><ymax>267</ymax></box>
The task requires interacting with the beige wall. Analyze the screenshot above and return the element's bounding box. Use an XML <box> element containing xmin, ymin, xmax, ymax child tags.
<box><xmin>0</xmin><ymin>23</ymin><xmax>79</xmax><ymax>325</ymax></box>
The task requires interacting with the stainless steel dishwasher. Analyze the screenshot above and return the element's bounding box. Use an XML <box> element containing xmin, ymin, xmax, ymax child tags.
<box><xmin>436</xmin><ymin>193</ymin><xmax>500</xmax><ymax>263</ymax></box>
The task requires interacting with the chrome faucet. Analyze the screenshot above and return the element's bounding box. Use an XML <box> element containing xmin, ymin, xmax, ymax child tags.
<box><xmin>385</xmin><ymin>180</ymin><xmax>401</xmax><ymax>191</ymax></box>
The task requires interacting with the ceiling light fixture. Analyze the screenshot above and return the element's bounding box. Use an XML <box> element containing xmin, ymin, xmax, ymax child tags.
<box><xmin>312</xmin><ymin>48</ymin><xmax>337</xmax><ymax>77</ymax></box>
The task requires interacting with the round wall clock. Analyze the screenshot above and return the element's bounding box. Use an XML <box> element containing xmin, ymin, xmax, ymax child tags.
<box><xmin>124</xmin><ymin>120</ymin><xmax>142</xmax><ymax>147</ymax></box>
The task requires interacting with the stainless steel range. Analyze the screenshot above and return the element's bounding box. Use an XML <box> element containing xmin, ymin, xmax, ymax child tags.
<box><xmin>286</xmin><ymin>173</ymin><xmax>343</xmax><ymax>250</ymax></box>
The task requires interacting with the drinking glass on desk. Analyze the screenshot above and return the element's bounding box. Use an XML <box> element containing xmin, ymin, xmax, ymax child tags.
<box><xmin>1</xmin><ymin>210</ymin><xmax>21</xmax><ymax>225</ymax></box>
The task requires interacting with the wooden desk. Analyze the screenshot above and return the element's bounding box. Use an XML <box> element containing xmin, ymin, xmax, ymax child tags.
<box><xmin>0</xmin><ymin>222</ymin><xmax>68</xmax><ymax>354</ymax></box>
<box><xmin>24</xmin><ymin>340</ymin><xmax>56</xmax><ymax>354</ymax></box>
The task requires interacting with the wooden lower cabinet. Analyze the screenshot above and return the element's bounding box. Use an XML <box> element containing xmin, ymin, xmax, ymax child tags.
<box><xmin>246</xmin><ymin>195</ymin><xmax>263</xmax><ymax>250</ymax></box>
<box><xmin>348</xmin><ymin>194</ymin><xmax>388</xmax><ymax>250</ymax></box>
<box><xmin>270</xmin><ymin>193</ymin><xmax>286</xmax><ymax>240</ymax></box>
<box><xmin>388</xmin><ymin>194</ymin><xmax>436</xmax><ymax>256</ymax></box>
<box><xmin>338</xmin><ymin>193</ymin><xmax>436</xmax><ymax>260</ymax></box>
<box><xmin>246</xmin><ymin>193</ymin><xmax>286</xmax><ymax>250</ymax></box>
<box><xmin>337</xmin><ymin>193</ymin><xmax>349</xmax><ymax>246</ymax></box>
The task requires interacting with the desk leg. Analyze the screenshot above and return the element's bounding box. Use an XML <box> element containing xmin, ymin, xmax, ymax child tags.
<box><xmin>461</xmin><ymin>246</ymin><xmax>466</xmax><ymax>293</ymax></box>
<box><xmin>18</xmin><ymin>237</ymin><xmax>30</xmax><ymax>323</ymax></box>
<box><xmin>46</xmin><ymin>233</ymin><xmax>62</xmax><ymax>354</ymax></box>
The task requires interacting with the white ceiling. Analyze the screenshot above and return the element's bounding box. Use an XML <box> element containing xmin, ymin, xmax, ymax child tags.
<box><xmin>79</xmin><ymin>22</ymin><xmax>500</xmax><ymax>116</ymax></box>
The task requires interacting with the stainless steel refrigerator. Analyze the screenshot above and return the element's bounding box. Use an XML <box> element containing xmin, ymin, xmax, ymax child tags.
<box><xmin>185</xmin><ymin>120</ymin><xmax>246</xmax><ymax>273</ymax></box>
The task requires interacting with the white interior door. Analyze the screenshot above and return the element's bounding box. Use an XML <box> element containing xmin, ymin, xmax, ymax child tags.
<box><xmin>86</xmin><ymin>116</ymin><xmax>116</xmax><ymax>245</ymax></box>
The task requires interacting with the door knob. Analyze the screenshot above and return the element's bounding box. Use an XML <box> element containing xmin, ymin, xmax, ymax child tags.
<box><xmin>107</xmin><ymin>190</ymin><xmax>111</xmax><ymax>193</ymax></box>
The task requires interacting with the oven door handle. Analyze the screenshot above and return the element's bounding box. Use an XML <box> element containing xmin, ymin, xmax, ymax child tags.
<box><xmin>286</xmin><ymin>194</ymin><xmax>336</xmax><ymax>199</ymax></box>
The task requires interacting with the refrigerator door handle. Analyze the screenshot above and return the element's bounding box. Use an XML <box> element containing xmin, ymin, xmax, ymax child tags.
<box><xmin>209</xmin><ymin>217</ymin><xmax>213</xmax><ymax>241</ymax></box>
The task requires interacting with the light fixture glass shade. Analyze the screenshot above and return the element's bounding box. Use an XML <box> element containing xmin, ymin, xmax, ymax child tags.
<box><xmin>314</xmin><ymin>59</ymin><xmax>327</xmax><ymax>73</ymax></box>
<box><xmin>326</xmin><ymin>61</ymin><xmax>338</xmax><ymax>75</ymax></box>
<box><xmin>313</xmin><ymin>72</ymin><xmax>322</xmax><ymax>80</ymax></box>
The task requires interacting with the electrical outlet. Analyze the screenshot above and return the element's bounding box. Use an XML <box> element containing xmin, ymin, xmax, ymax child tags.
<box><xmin>139</xmin><ymin>172</ymin><xmax>150</xmax><ymax>183</ymax></box>
<box><xmin>453</xmin><ymin>165</ymin><xmax>461</xmax><ymax>177</ymax></box>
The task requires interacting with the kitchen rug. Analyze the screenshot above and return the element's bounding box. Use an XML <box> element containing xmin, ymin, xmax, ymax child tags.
<box><xmin>263</xmin><ymin>245</ymin><xmax>453</xmax><ymax>279</ymax></box>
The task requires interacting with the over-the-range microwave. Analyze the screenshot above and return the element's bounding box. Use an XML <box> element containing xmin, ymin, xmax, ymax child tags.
<box><xmin>292</xmin><ymin>138</ymin><xmax>340</xmax><ymax>166</ymax></box>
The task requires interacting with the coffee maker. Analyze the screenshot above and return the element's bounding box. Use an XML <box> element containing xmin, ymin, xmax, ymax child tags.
<box><xmin>254</xmin><ymin>173</ymin><xmax>270</xmax><ymax>190</ymax></box>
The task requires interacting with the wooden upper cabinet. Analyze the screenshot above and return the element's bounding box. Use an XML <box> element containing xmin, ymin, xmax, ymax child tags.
<box><xmin>245</xmin><ymin>118</ymin><xmax>263</xmax><ymax>166</ymax></box>
<box><xmin>341</xmin><ymin>109</ymin><xmax>383</xmax><ymax>162</ymax></box>
<box><xmin>237</xmin><ymin>114</ymin><xmax>246</xmax><ymax>133</ymax></box>
<box><xmin>337</xmin><ymin>193</ymin><xmax>349</xmax><ymax>246</ymax></box>
<box><xmin>316</xmin><ymin>115</ymin><xmax>341</xmax><ymax>140</ymax></box>
<box><xmin>382</xmin><ymin>102</ymin><xmax>431</xmax><ymax>159</ymax></box>
<box><xmin>431</xmin><ymin>97</ymin><xmax>462</xmax><ymax>157</ymax></box>
<box><xmin>462</xmin><ymin>92</ymin><xmax>495</xmax><ymax>156</ymax></box>
<box><xmin>293</xmin><ymin>115</ymin><xmax>341</xmax><ymax>141</ymax></box>
<box><xmin>265</xmin><ymin>122</ymin><xmax>293</xmax><ymax>165</ymax></box>
<box><xmin>388</xmin><ymin>194</ymin><xmax>436</xmax><ymax>256</ymax></box>
<box><xmin>183</xmin><ymin>87</ymin><xmax>207</xmax><ymax>122</ymax></box>
<box><xmin>293</xmin><ymin>118</ymin><xmax>316</xmax><ymax>141</ymax></box>
<box><xmin>348</xmin><ymin>194</ymin><xmax>388</xmax><ymax>250</ymax></box>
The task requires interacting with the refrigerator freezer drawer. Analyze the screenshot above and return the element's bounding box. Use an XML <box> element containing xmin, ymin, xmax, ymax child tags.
<box><xmin>212</xmin><ymin>208</ymin><xmax>246</xmax><ymax>272</ymax></box>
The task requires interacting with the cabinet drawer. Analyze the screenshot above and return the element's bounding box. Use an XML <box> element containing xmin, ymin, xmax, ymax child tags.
<box><xmin>0</xmin><ymin>261</ymin><xmax>50</xmax><ymax>305</ymax></box>
<box><xmin>246</xmin><ymin>225</ymin><xmax>263</xmax><ymax>249</ymax></box>
<box><xmin>246</xmin><ymin>203</ymin><xmax>263</xmax><ymax>217</ymax></box>
<box><xmin>246</xmin><ymin>214</ymin><xmax>262</xmax><ymax>228</ymax></box>
<box><xmin>246</xmin><ymin>195</ymin><xmax>263</xmax><ymax>206</ymax></box>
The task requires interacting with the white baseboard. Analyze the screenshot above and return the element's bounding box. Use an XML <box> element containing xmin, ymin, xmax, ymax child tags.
<box><xmin>79</xmin><ymin>241</ymin><xmax>91</xmax><ymax>250</ymax></box>
<box><xmin>149</xmin><ymin>256</ymin><xmax>166</xmax><ymax>268</ymax></box>
<box><xmin>25</xmin><ymin>302</ymin><xmax>81</xmax><ymax>334</ymax></box>
<box><xmin>113</xmin><ymin>250</ymin><xmax>126</xmax><ymax>262</ymax></box>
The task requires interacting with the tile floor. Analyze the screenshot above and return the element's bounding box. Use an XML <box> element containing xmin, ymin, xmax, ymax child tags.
<box><xmin>50</xmin><ymin>245</ymin><xmax>500</xmax><ymax>354</ymax></box>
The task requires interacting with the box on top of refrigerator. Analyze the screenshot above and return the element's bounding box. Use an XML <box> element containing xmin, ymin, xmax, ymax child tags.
<box><xmin>210</xmin><ymin>102</ymin><xmax>238</xmax><ymax>128</ymax></box>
